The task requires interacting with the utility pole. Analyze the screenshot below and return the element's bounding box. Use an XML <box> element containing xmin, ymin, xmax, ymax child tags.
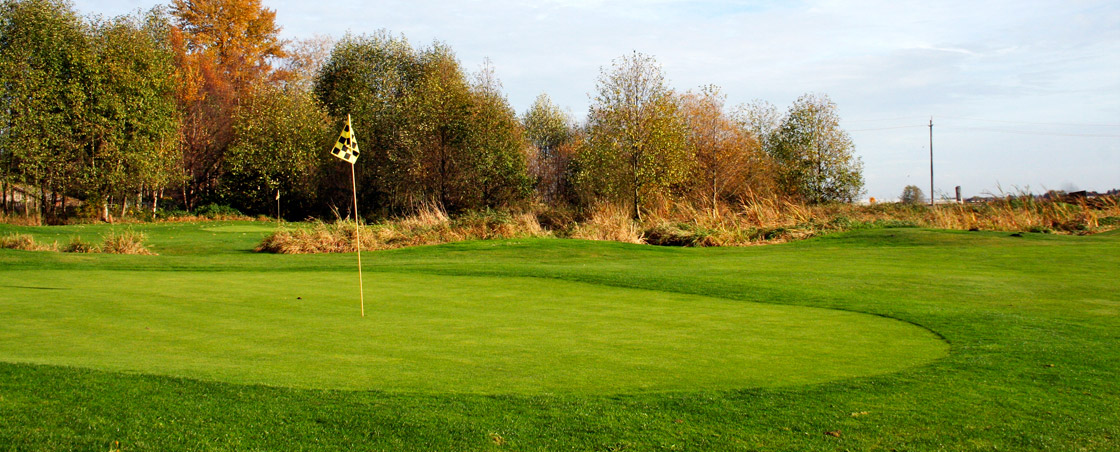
<box><xmin>929</xmin><ymin>117</ymin><xmax>934</xmax><ymax>206</ymax></box>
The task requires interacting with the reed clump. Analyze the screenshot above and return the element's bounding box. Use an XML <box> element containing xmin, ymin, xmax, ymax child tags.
<box><xmin>99</xmin><ymin>229</ymin><xmax>154</xmax><ymax>255</ymax></box>
<box><xmin>1</xmin><ymin>233</ymin><xmax>56</xmax><ymax>251</ymax></box>
<box><xmin>256</xmin><ymin>206</ymin><xmax>550</xmax><ymax>254</ymax></box>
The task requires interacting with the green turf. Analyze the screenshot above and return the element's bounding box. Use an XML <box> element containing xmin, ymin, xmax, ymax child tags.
<box><xmin>1</xmin><ymin>221</ymin><xmax>1118</xmax><ymax>451</ymax></box>
<box><xmin>0</xmin><ymin>270</ymin><xmax>944</xmax><ymax>393</ymax></box>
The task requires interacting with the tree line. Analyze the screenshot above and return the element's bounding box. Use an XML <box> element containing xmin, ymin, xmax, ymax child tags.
<box><xmin>0</xmin><ymin>0</ymin><xmax>864</xmax><ymax>222</ymax></box>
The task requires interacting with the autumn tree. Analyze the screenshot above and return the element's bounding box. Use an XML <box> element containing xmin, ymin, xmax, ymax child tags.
<box><xmin>0</xmin><ymin>0</ymin><xmax>89</xmax><ymax>218</ymax></box>
<box><xmin>523</xmin><ymin>93</ymin><xmax>577</xmax><ymax>204</ymax></box>
<box><xmin>170</xmin><ymin>0</ymin><xmax>285</xmax><ymax>90</ymax></box>
<box><xmin>770</xmin><ymin>93</ymin><xmax>863</xmax><ymax>203</ymax></box>
<box><xmin>678</xmin><ymin>86</ymin><xmax>773</xmax><ymax>210</ymax></box>
<box><xmin>169</xmin><ymin>0</ymin><xmax>286</xmax><ymax>210</ymax></box>
<box><xmin>576</xmin><ymin>52</ymin><xmax>691</xmax><ymax>219</ymax></box>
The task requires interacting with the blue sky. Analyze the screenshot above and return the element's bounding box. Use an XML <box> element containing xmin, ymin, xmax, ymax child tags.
<box><xmin>77</xmin><ymin>0</ymin><xmax>1119</xmax><ymax>200</ymax></box>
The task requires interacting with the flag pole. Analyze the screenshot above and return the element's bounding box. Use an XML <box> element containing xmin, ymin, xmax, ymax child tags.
<box><xmin>331</xmin><ymin>113</ymin><xmax>365</xmax><ymax>317</ymax></box>
<box><xmin>351</xmin><ymin>156</ymin><xmax>365</xmax><ymax>317</ymax></box>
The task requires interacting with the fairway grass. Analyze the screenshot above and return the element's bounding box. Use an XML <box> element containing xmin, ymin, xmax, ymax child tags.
<box><xmin>0</xmin><ymin>270</ymin><xmax>945</xmax><ymax>393</ymax></box>
<box><xmin>1</xmin><ymin>221</ymin><xmax>1118</xmax><ymax>451</ymax></box>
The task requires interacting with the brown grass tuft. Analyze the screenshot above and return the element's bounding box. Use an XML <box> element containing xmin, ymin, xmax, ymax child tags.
<box><xmin>1</xmin><ymin>233</ymin><xmax>56</xmax><ymax>251</ymax></box>
<box><xmin>568</xmin><ymin>203</ymin><xmax>643</xmax><ymax>244</ymax></box>
<box><xmin>62</xmin><ymin>236</ymin><xmax>99</xmax><ymax>253</ymax></box>
<box><xmin>256</xmin><ymin>208</ymin><xmax>552</xmax><ymax>254</ymax></box>
<box><xmin>100</xmin><ymin>229</ymin><xmax>154</xmax><ymax>255</ymax></box>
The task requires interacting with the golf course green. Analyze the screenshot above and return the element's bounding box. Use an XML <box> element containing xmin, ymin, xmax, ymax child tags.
<box><xmin>0</xmin><ymin>269</ymin><xmax>945</xmax><ymax>393</ymax></box>
<box><xmin>1</xmin><ymin>221</ymin><xmax>1118</xmax><ymax>450</ymax></box>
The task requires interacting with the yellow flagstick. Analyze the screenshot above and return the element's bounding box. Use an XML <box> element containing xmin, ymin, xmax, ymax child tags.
<box><xmin>351</xmin><ymin>159</ymin><xmax>364</xmax><ymax>317</ymax></box>
<box><xmin>331</xmin><ymin>113</ymin><xmax>365</xmax><ymax>317</ymax></box>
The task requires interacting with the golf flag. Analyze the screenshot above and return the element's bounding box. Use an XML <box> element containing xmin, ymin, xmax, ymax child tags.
<box><xmin>331</xmin><ymin>115</ymin><xmax>360</xmax><ymax>164</ymax></box>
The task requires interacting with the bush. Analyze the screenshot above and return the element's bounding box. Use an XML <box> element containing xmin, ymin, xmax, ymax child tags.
<box><xmin>63</xmin><ymin>236</ymin><xmax>99</xmax><ymax>253</ymax></box>
<box><xmin>195</xmin><ymin>203</ymin><xmax>244</xmax><ymax>219</ymax></box>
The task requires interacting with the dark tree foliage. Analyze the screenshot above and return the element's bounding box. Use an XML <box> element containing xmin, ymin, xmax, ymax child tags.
<box><xmin>315</xmin><ymin>33</ymin><xmax>530</xmax><ymax>216</ymax></box>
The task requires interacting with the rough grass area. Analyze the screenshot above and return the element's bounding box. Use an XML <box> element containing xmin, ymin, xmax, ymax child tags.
<box><xmin>256</xmin><ymin>208</ymin><xmax>546</xmax><ymax>253</ymax></box>
<box><xmin>1</xmin><ymin>228</ymin><xmax>152</xmax><ymax>254</ymax></box>
<box><xmin>0</xmin><ymin>233</ymin><xmax>56</xmax><ymax>251</ymax></box>
<box><xmin>256</xmin><ymin>196</ymin><xmax>1120</xmax><ymax>253</ymax></box>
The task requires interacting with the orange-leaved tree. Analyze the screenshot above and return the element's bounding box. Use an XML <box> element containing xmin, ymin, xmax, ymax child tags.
<box><xmin>169</xmin><ymin>0</ymin><xmax>287</xmax><ymax>209</ymax></box>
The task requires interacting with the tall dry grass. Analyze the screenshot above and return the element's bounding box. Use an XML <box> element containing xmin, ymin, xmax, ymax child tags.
<box><xmin>257</xmin><ymin>206</ymin><xmax>549</xmax><ymax>254</ymax></box>
<box><xmin>571</xmin><ymin>195</ymin><xmax>1120</xmax><ymax>247</ymax></box>
<box><xmin>1</xmin><ymin>233</ymin><xmax>56</xmax><ymax>251</ymax></box>
<box><xmin>0</xmin><ymin>230</ymin><xmax>152</xmax><ymax>254</ymax></box>
<box><xmin>254</xmin><ymin>195</ymin><xmax>1120</xmax><ymax>252</ymax></box>
<box><xmin>100</xmin><ymin>229</ymin><xmax>154</xmax><ymax>255</ymax></box>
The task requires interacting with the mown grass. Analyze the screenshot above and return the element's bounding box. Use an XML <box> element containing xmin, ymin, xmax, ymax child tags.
<box><xmin>1</xmin><ymin>221</ymin><xmax>1118</xmax><ymax>451</ymax></box>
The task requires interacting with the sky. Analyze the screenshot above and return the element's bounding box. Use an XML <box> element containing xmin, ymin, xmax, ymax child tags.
<box><xmin>76</xmin><ymin>0</ymin><xmax>1119</xmax><ymax>200</ymax></box>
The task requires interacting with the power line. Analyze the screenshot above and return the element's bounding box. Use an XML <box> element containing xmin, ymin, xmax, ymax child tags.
<box><xmin>939</xmin><ymin>115</ymin><xmax>1120</xmax><ymax>128</ymax></box>
<box><xmin>951</xmin><ymin>126</ymin><xmax>1120</xmax><ymax>138</ymax></box>
<box><xmin>847</xmin><ymin>123</ymin><xmax>1120</xmax><ymax>138</ymax></box>
<box><xmin>849</xmin><ymin>125</ymin><xmax>926</xmax><ymax>132</ymax></box>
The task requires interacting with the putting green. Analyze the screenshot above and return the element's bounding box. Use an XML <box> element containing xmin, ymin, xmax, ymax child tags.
<box><xmin>0</xmin><ymin>270</ymin><xmax>947</xmax><ymax>394</ymax></box>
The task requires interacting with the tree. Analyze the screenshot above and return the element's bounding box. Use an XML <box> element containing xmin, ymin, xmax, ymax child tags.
<box><xmin>577</xmin><ymin>52</ymin><xmax>691</xmax><ymax>220</ymax></box>
<box><xmin>169</xmin><ymin>0</ymin><xmax>285</xmax><ymax>90</ymax></box>
<box><xmin>224</xmin><ymin>84</ymin><xmax>332</xmax><ymax>217</ymax></box>
<box><xmin>82</xmin><ymin>10</ymin><xmax>181</xmax><ymax>221</ymax></box>
<box><xmin>900</xmin><ymin>185</ymin><xmax>925</xmax><ymax>204</ymax></box>
<box><xmin>169</xmin><ymin>0</ymin><xmax>286</xmax><ymax>210</ymax></box>
<box><xmin>464</xmin><ymin>60</ymin><xmax>532</xmax><ymax>209</ymax></box>
<box><xmin>678</xmin><ymin>86</ymin><xmax>773</xmax><ymax>210</ymax></box>
<box><xmin>523</xmin><ymin>93</ymin><xmax>576</xmax><ymax>204</ymax></box>
<box><xmin>770</xmin><ymin>93</ymin><xmax>863</xmax><ymax>203</ymax></box>
<box><xmin>735</xmin><ymin>99</ymin><xmax>781</xmax><ymax>155</ymax></box>
<box><xmin>315</xmin><ymin>33</ymin><xmax>530</xmax><ymax>215</ymax></box>
<box><xmin>0</xmin><ymin>0</ymin><xmax>89</xmax><ymax>218</ymax></box>
<box><xmin>280</xmin><ymin>34</ymin><xmax>333</xmax><ymax>90</ymax></box>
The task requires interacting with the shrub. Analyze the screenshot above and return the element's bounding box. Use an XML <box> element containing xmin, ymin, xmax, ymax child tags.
<box><xmin>195</xmin><ymin>204</ymin><xmax>244</xmax><ymax>219</ymax></box>
<box><xmin>63</xmin><ymin>236</ymin><xmax>99</xmax><ymax>253</ymax></box>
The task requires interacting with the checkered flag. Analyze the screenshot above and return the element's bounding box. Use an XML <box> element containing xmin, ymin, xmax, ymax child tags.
<box><xmin>331</xmin><ymin>115</ymin><xmax>360</xmax><ymax>164</ymax></box>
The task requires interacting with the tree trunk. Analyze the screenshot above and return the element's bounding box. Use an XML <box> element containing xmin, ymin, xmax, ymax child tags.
<box><xmin>633</xmin><ymin>185</ymin><xmax>642</xmax><ymax>222</ymax></box>
<box><xmin>152</xmin><ymin>189</ymin><xmax>160</xmax><ymax>214</ymax></box>
<box><xmin>39</xmin><ymin>181</ymin><xmax>47</xmax><ymax>220</ymax></box>
<box><xmin>101</xmin><ymin>196</ymin><xmax>112</xmax><ymax>223</ymax></box>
